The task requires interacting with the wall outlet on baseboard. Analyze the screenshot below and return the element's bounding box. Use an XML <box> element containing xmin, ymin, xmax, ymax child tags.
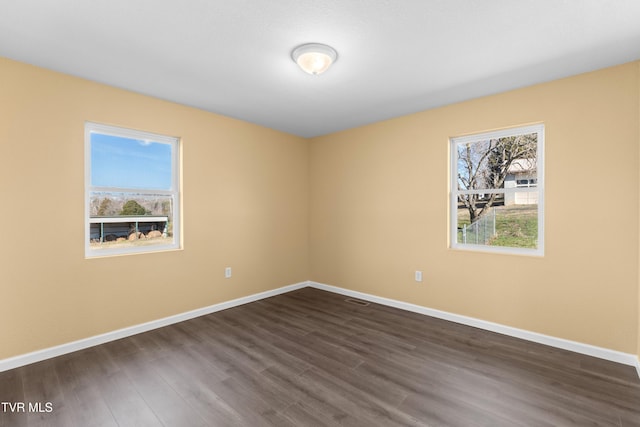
<box><xmin>415</xmin><ymin>270</ymin><xmax>423</xmax><ymax>282</ymax></box>
<box><xmin>225</xmin><ymin>267</ymin><xmax>232</xmax><ymax>279</ymax></box>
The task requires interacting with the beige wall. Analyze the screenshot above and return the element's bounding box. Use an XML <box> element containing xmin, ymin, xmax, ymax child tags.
<box><xmin>310</xmin><ymin>62</ymin><xmax>640</xmax><ymax>354</ymax></box>
<box><xmin>2</xmin><ymin>56</ymin><xmax>639</xmax><ymax>362</ymax></box>
<box><xmin>0</xmin><ymin>57</ymin><xmax>309</xmax><ymax>359</ymax></box>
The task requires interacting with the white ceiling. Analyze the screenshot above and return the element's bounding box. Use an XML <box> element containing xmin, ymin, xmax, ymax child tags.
<box><xmin>2</xmin><ymin>1</ymin><xmax>640</xmax><ymax>138</ymax></box>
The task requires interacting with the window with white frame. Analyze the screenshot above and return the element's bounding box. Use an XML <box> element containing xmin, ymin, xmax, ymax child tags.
<box><xmin>450</xmin><ymin>124</ymin><xmax>544</xmax><ymax>255</ymax></box>
<box><xmin>85</xmin><ymin>122</ymin><xmax>181</xmax><ymax>257</ymax></box>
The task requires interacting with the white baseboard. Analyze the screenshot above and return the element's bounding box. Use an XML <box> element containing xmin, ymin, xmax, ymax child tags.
<box><xmin>2</xmin><ymin>279</ymin><xmax>638</xmax><ymax>379</ymax></box>
<box><xmin>0</xmin><ymin>281</ymin><xmax>308</xmax><ymax>373</ymax></box>
<box><xmin>308</xmin><ymin>281</ymin><xmax>640</xmax><ymax>372</ymax></box>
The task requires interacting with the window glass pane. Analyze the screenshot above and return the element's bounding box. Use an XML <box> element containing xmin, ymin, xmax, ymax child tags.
<box><xmin>456</xmin><ymin>195</ymin><xmax>538</xmax><ymax>249</ymax></box>
<box><xmin>88</xmin><ymin>191</ymin><xmax>174</xmax><ymax>250</ymax></box>
<box><xmin>451</xmin><ymin>124</ymin><xmax>543</xmax><ymax>254</ymax></box>
<box><xmin>456</xmin><ymin>133</ymin><xmax>537</xmax><ymax>191</ymax></box>
<box><xmin>85</xmin><ymin>122</ymin><xmax>180</xmax><ymax>257</ymax></box>
<box><xmin>90</xmin><ymin>133</ymin><xmax>173</xmax><ymax>190</ymax></box>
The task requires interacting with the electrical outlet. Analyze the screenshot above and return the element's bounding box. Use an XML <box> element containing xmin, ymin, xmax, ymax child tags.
<box><xmin>415</xmin><ymin>270</ymin><xmax>423</xmax><ymax>282</ymax></box>
<box><xmin>225</xmin><ymin>267</ymin><xmax>232</xmax><ymax>278</ymax></box>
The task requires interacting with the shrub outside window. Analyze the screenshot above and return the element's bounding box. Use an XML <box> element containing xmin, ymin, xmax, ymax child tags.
<box><xmin>450</xmin><ymin>124</ymin><xmax>544</xmax><ymax>255</ymax></box>
<box><xmin>85</xmin><ymin>122</ymin><xmax>181</xmax><ymax>257</ymax></box>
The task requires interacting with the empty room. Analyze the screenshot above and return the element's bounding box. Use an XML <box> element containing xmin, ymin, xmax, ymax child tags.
<box><xmin>1</xmin><ymin>1</ymin><xmax>640</xmax><ymax>426</ymax></box>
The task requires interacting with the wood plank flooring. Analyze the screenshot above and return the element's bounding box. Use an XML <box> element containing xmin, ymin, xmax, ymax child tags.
<box><xmin>1</xmin><ymin>287</ymin><xmax>639</xmax><ymax>426</ymax></box>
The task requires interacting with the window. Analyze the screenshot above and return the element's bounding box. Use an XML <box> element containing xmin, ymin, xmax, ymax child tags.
<box><xmin>450</xmin><ymin>124</ymin><xmax>544</xmax><ymax>255</ymax></box>
<box><xmin>516</xmin><ymin>178</ymin><xmax>537</xmax><ymax>187</ymax></box>
<box><xmin>85</xmin><ymin>122</ymin><xmax>181</xmax><ymax>257</ymax></box>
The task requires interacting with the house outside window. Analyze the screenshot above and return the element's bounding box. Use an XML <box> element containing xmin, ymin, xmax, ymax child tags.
<box><xmin>85</xmin><ymin>122</ymin><xmax>181</xmax><ymax>257</ymax></box>
<box><xmin>450</xmin><ymin>124</ymin><xmax>544</xmax><ymax>255</ymax></box>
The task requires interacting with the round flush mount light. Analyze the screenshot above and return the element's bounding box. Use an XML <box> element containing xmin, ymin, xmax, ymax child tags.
<box><xmin>291</xmin><ymin>43</ymin><xmax>338</xmax><ymax>75</ymax></box>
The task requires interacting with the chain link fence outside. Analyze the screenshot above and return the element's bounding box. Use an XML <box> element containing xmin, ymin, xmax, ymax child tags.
<box><xmin>460</xmin><ymin>208</ymin><xmax>496</xmax><ymax>245</ymax></box>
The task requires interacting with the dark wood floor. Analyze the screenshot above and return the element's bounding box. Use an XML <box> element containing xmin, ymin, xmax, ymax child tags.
<box><xmin>1</xmin><ymin>287</ymin><xmax>639</xmax><ymax>426</ymax></box>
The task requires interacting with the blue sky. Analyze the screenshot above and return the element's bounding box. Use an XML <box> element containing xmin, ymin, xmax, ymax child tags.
<box><xmin>91</xmin><ymin>133</ymin><xmax>173</xmax><ymax>190</ymax></box>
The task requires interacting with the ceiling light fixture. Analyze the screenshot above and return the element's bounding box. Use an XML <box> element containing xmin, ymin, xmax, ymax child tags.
<box><xmin>291</xmin><ymin>43</ymin><xmax>338</xmax><ymax>75</ymax></box>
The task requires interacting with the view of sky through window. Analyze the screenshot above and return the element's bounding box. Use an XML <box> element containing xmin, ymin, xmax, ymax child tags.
<box><xmin>90</xmin><ymin>133</ymin><xmax>173</xmax><ymax>190</ymax></box>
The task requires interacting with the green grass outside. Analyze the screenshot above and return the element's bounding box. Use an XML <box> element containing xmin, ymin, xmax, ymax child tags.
<box><xmin>458</xmin><ymin>204</ymin><xmax>538</xmax><ymax>249</ymax></box>
<box><xmin>89</xmin><ymin>236</ymin><xmax>172</xmax><ymax>249</ymax></box>
<box><xmin>490</xmin><ymin>205</ymin><xmax>537</xmax><ymax>248</ymax></box>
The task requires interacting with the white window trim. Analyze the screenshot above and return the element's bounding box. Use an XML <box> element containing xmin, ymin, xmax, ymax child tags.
<box><xmin>84</xmin><ymin>122</ymin><xmax>181</xmax><ymax>258</ymax></box>
<box><xmin>449</xmin><ymin>123</ymin><xmax>544</xmax><ymax>256</ymax></box>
